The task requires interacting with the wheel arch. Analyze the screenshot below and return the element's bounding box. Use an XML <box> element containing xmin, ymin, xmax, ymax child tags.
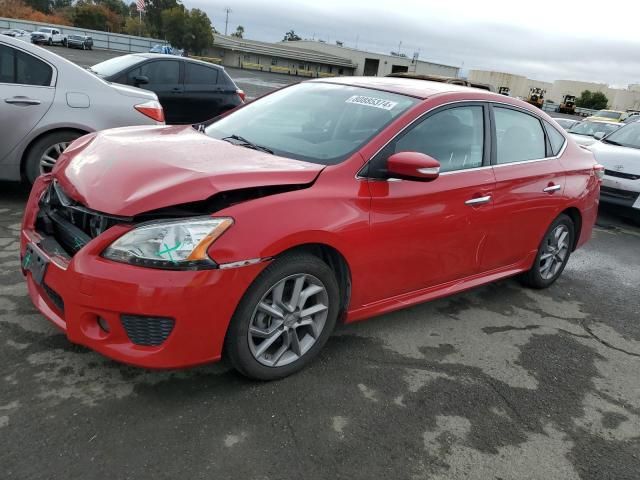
<box><xmin>20</xmin><ymin>127</ymin><xmax>89</xmax><ymax>181</ymax></box>
<box><xmin>560</xmin><ymin>206</ymin><xmax>582</xmax><ymax>251</ymax></box>
<box><xmin>274</xmin><ymin>243</ymin><xmax>352</xmax><ymax>322</ymax></box>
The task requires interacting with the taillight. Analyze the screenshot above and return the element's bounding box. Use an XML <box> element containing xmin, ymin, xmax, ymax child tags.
<box><xmin>236</xmin><ymin>89</ymin><xmax>246</xmax><ymax>102</ymax></box>
<box><xmin>134</xmin><ymin>100</ymin><xmax>165</xmax><ymax>123</ymax></box>
<box><xmin>594</xmin><ymin>164</ymin><xmax>605</xmax><ymax>181</ymax></box>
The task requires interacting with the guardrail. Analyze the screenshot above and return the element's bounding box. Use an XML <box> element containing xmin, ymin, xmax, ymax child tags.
<box><xmin>0</xmin><ymin>16</ymin><xmax>168</xmax><ymax>53</ymax></box>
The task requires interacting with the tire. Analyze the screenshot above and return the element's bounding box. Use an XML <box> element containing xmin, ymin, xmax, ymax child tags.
<box><xmin>520</xmin><ymin>214</ymin><xmax>574</xmax><ymax>289</ymax></box>
<box><xmin>47</xmin><ymin>38</ymin><xmax>52</xmax><ymax>46</ymax></box>
<box><xmin>225</xmin><ymin>253</ymin><xmax>340</xmax><ymax>380</ymax></box>
<box><xmin>24</xmin><ymin>130</ymin><xmax>82</xmax><ymax>185</ymax></box>
<box><xmin>62</xmin><ymin>38</ymin><xmax>67</xmax><ymax>47</ymax></box>
<box><xmin>82</xmin><ymin>43</ymin><xmax>86</xmax><ymax>50</ymax></box>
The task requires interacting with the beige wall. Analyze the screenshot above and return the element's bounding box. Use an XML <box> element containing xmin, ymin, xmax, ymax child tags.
<box><xmin>286</xmin><ymin>40</ymin><xmax>459</xmax><ymax>78</ymax></box>
<box><xmin>548</xmin><ymin>80</ymin><xmax>609</xmax><ymax>104</ymax></box>
<box><xmin>467</xmin><ymin>70</ymin><xmax>550</xmax><ymax>99</ymax></box>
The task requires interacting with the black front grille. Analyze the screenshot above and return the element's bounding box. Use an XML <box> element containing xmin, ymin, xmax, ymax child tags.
<box><xmin>600</xmin><ymin>186</ymin><xmax>639</xmax><ymax>200</ymax></box>
<box><xmin>605</xmin><ymin>169</ymin><xmax>640</xmax><ymax>181</ymax></box>
<box><xmin>121</xmin><ymin>315</ymin><xmax>175</xmax><ymax>346</ymax></box>
<box><xmin>36</xmin><ymin>182</ymin><xmax>131</xmax><ymax>256</ymax></box>
<box><xmin>43</xmin><ymin>283</ymin><xmax>64</xmax><ymax>313</ymax></box>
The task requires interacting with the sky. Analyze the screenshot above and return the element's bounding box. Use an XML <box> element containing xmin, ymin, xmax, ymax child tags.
<box><xmin>185</xmin><ymin>0</ymin><xmax>640</xmax><ymax>88</ymax></box>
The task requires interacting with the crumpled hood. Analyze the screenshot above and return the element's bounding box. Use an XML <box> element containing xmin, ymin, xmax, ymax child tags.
<box><xmin>54</xmin><ymin>125</ymin><xmax>324</xmax><ymax>216</ymax></box>
<box><xmin>588</xmin><ymin>141</ymin><xmax>640</xmax><ymax>173</ymax></box>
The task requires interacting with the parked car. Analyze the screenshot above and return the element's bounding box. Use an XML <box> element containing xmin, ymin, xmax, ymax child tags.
<box><xmin>567</xmin><ymin>120</ymin><xmax>621</xmax><ymax>146</ymax></box>
<box><xmin>30</xmin><ymin>27</ymin><xmax>66</xmax><ymax>46</ymax></box>
<box><xmin>587</xmin><ymin>122</ymin><xmax>640</xmax><ymax>211</ymax></box>
<box><xmin>623</xmin><ymin>113</ymin><xmax>640</xmax><ymax>124</ymax></box>
<box><xmin>0</xmin><ymin>35</ymin><xmax>164</xmax><ymax>184</ymax></box>
<box><xmin>149</xmin><ymin>44</ymin><xmax>174</xmax><ymax>54</ymax></box>
<box><xmin>553</xmin><ymin>118</ymin><xmax>581</xmax><ymax>131</ymax></box>
<box><xmin>2</xmin><ymin>29</ymin><xmax>30</xmax><ymax>40</ymax></box>
<box><xmin>89</xmin><ymin>53</ymin><xmax>245</xmax><ymax>124</ymax></box>
<box><xmin>66</xmin><ymin>34</ymin><xmax>93</xmax><ymax>50</ymax></box>
<box><xmin>585</xmin><ymin>109</ymin><xmax>628</xmax><ymax>123</ymax></box>
<box><xmin>20</xmin><ymin>77</ymin><xmax>602</xmax><ymax>380</ymax></box>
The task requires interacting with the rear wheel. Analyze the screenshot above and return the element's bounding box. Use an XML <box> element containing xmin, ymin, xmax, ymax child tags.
<box><xmin>24</xmin><ymin>130</ymin><xmax>82</xmax><ymax>184</ymax></box>
<box><xmin>521</xmin><ymin>214</ymin><xmax>574</xmax><ymax>289</ymax></box>
<box><xmin>47</xmin><ymin>38</ymin><xmax>52</xmax><ymax>46</ymax></box>
<box><xmin>225</xmin><ymin>253</ymin><xmax>340</xmax><ymax>380</ymax></box>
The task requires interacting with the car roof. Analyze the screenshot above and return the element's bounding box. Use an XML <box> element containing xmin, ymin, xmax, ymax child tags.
<box><xmin>132</xmin><ymin>53</ymin><xmax>225</xmax><ymax>70</ymax></box>
<box><xmin>313</xmin><ymin>76</ymin><xmax>515</xmax><ymax>101</ymax></box>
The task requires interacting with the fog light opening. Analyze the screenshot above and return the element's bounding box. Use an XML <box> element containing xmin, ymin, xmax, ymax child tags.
<box><xmin>97</xmin><ymin>316</ymin><xmax>110</xmax><ymax>333</ymax></box>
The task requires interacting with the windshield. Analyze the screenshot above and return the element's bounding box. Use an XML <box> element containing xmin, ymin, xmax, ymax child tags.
<box><xmin>90</xmin><ymin>55</ymin><xmax>144</xmax><ymax>77</ymax></box>
<box><xmin>569</xmin><ymin>121</ymin><xmax>619</xmax><ymax>137</ymax></box>
<box><xmin>593</xmin><ymin>110</ymin><xmax>622</xmax><ymax>120</ymax></box>
<box><xmin>205</xmin><ymin>82</ymin><xmax>418</xmax><ymax>165</ymax></box>
<box><xmin>603</xmin><ymin>122</ymin><xmax>640</xmax><ymax>149</ymax></box>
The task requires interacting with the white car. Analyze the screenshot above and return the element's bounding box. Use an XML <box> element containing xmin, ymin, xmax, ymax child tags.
<box><xmin>588</xmin><ymin>122</ymin><xmax>640</xmax><ymax>211</ymax></box>
<box><xmin>0</xmin><ymin>35</ymin><xmax>165</xmax><ymax>184</ymax></box>
<box><xmin>2</xmin><ymin>29</ymin><xmax>30</xmax><ymax>41</ymax></box>
<box><xmin>30</xmin><ymin>27</ymin><xmax>66</xmax><ymax>46</ymax></box>
<box><xmin>568</xmin><ymin>120</ymin><xmax>621</xmax><ymax>147</ymax></box>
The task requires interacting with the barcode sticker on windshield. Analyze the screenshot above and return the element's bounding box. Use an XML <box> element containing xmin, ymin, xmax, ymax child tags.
<box><xmin>345</xmin><ymin>95</ymin><xmax>398</xmax><ymax>110</ymax></box>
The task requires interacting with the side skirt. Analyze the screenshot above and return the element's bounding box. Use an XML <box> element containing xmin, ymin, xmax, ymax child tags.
<box><xmin>345</xmin><ymin>251</ymin><xmax>537</xmax><ymax>324</ymax></box>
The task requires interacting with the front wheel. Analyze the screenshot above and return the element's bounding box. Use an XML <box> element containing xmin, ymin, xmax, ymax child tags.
<box><xmin>47</xmin><ymin>38</ymin><xmax>52</xmax><ymax>46</ymax></box>
<box><xmin>521</xmin><ymin>214</ymin><xmax>574</xmax><ymax>289</ymax></box>
<box><xmin>225</xmin><ymin>253</ymin><xmax>340</xmax><ymax>380</ymax></box>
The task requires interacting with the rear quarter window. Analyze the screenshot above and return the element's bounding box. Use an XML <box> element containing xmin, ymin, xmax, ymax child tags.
<box><xmin>544</xmin><ymin>121</ymin><xmax>566</xmax><ymax>155</ymax></box>
<box><xmin>185</xmin><ymin>63</ymin><xmax>219</xmax><ymax>85</ymax></box>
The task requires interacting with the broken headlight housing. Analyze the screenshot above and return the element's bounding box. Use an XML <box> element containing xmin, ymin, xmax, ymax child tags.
<box><xmin>102</xmin><ymin>217</ymin><xmax>233</xmax><ymax>270</ymax></box>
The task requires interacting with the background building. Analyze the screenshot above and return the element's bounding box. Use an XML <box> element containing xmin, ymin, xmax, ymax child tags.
<box><xmin>206</xmin><ymin>34</ymin><xmax>356</xmax><ymax>76</ymax></box>
<box><xmin>284</xmin><ymin>40</ymin><xmax>459</xmax><ymax>78</ymax></box>
<box><xmin>467</xmin><ymin>70</ymin><xmax>551</xmax><ymax>99</ymax></box>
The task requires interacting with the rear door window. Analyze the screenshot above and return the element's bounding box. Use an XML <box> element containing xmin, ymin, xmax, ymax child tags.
<box><xmin>494</xmin><ymin>107</ymin><xmax>546</xmax><ymax>164</ymax></box>
<box><xmin>544</xmin><ymin>121</ymin><xmax>566</xmax><ymax>156</ymax></box>
<box><xmin>0</xmin><ymin>45</ymin><xmax>52</xmax><ymax>86</ymax></box>
<box><xmin>185</xmin><ymin>63</ymin><xmax>219</xmax><ymax>87</ymax></box>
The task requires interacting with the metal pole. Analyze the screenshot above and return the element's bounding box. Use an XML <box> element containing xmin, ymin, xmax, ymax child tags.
<box><xmin>224</xmin><ymin>8</ymin><xmax>232</xmax><ymax>36</ymax></box>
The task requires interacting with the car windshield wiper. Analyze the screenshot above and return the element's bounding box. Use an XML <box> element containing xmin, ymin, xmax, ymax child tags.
<box><xmin>602</xmin><ymin>138</ymin><xmax>622</xmax><ymax>146</ymax></box>
<box><xmin>221</xmin><ymin>134</ymin><xmax>274</xmax><ymax>154</ymax></box>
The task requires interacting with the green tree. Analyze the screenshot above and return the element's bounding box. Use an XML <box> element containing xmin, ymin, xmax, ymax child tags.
<box><xmin>144</xmin><ymin>0</ymin><xmax>180</xmax><ymax>37</ymax></box>
<box><xmin>576</xmin><ymin>90</ymin><xmax>609</xmax><ymax>110</ymax></box>
<box><xmin>185</xmin><ymin>8</ymin><xmax>213</xmax><ymax>54</ymax></box>
<box><xmin>231</xmin><ymin>25</ymin><xmax>244</xmax><ymax>38</ymax></box>
<box><xmin>73</xmin><ymin>2</ymin><xmax>109</xmax><ymax>30</ymax></box>
<box><xmin>283</xmin><ymin>29</ymin><xmax>301</xmax><ymax>41</ymax></box>
<box><xmin>161</xmin><ymin>5</ymin><xmax>187</xmax><ymax>46</ymax></box>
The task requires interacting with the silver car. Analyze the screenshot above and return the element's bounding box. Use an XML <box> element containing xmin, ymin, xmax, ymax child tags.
<box><xmin>0</xmin><ymin>35</ymin><xmax>164</xmax><ymax>183</ymax></box>
<box><xmin>587</xmin><ymin>122</ymin><xmax>640</xmax><ymax>211</ymax></box>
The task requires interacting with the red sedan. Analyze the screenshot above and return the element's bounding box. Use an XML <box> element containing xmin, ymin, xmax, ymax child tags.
<box><xmin>20</xmin><ymin>78</ymin><xmax>602</xmax><ymax>380</ymax></box>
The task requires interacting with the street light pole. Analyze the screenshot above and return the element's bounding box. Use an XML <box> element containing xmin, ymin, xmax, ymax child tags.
<box><xmin>224</xmin><ymin>7</ymin><xmax>232</xmax><ymax>36</ymax></box>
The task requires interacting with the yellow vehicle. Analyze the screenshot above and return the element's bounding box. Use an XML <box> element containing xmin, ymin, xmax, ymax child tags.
<box><xmin>585</xmin><ymin>110</ymin><xmax>628</xmax><ymax>123</ymax></box>
<box><xmin>526</xmin><ymin>87</ymin><xmax>545</xmax><ymax>108</ymax></box>
<box><xmin>559</xmin><ymin>95</ymin><xmax>576</xmax><ymax>114</ymax></box>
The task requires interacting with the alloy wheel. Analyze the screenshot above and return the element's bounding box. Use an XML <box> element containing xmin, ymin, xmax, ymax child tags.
<box><xmin>40</xmin><ymin>141</ymin><xmax>70</xmax><ymax>174</ymax></box>
<box><xmin>539</xmin><ymin>224</ymin><xmax>570</xmax><ymax>280</ymax></box>
<box><xmin>248</xmin><ymin>273</ymin><xmax>329</xmax><ymax>367</ymax></box>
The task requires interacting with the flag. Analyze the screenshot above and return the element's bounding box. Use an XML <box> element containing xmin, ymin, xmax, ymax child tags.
<box><xmin>136</xmin><ymin>0</ymin><xmax>145</xmax><ymax>12</ymax></box>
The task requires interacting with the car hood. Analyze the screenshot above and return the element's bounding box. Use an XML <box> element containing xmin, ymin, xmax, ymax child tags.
<box><xmin>54</xmin><ymin>125</ymin><xmax>325</xmax><ymax>217</ymax></box>
<box><xmin>569</xmin><ymin>134</ymin><xmax>597</xmax><ymax>146</ymax></box>
<box><xmin>588</xmin><ymin>141</ymin><xmax>640</xmax><ymax>173</ymax></box>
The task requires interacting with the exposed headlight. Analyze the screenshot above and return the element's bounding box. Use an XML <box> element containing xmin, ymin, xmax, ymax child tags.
<box><xmin>103</xmin><ymin>217</ymin><xmax>233</xmax><ymax>270</ymax></box>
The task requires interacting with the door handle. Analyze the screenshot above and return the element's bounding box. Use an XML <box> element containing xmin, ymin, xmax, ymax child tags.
<box><xmin>5</xmin><ymin>97</ymin><xmax>41</xmax><ymax>106</ymax></box>
<box><xmin>171</xmin><ymin>88</ymin><xmax>183</xmax><ymax>94</ymax></box>
<box><xmin>543</xmin><ymin>184</ymin><xmax>561</xmax><ymax>193</ymax></box>
<box><xmin>465</xmin><ymin>195</ymin><xmax>492</xmax><ymax>206</ymax></box>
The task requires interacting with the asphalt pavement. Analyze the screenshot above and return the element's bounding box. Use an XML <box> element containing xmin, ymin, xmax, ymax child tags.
<box><xmin>1</xmin><ymin>46</ymin><xmax>640</xmax><ymax>480</ymax></box>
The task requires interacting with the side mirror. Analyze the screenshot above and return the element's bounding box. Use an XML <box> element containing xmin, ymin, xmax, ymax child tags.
<box><xmin>593</xmin><ymin>131</ymin><xmax>605</xmax><ymax>140</ymax></box>
<box><xmin>387</xmin><ymin>151</ymin><xmax>441</xmax><ymax>181</ymax></box>
<box><xmin>133</xmin><ymin>75</ymin><xmax>150</xmax><ymax>86</ymax></box>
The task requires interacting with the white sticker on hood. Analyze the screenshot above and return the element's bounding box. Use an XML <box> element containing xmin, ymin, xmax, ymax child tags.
<box><xmin>345</xmin><ymin>95</ymin><xmax>398</xmax><ymax>110</ymax></box>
